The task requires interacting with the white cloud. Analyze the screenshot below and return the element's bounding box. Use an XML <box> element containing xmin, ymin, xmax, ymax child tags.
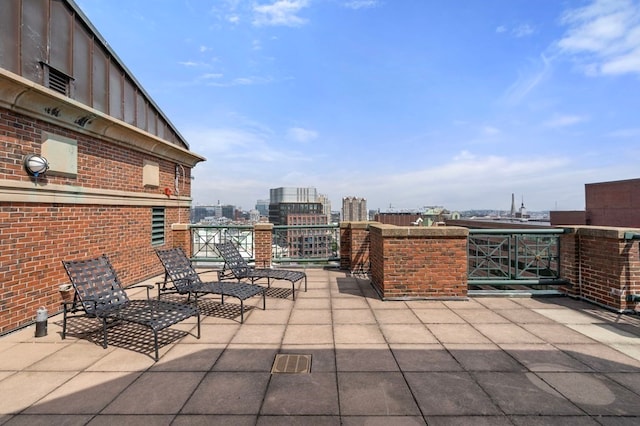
<box><xmin>557</xmin><ymin>0</ymin><xmax>640</xmax><ymax>75</ymax></box>
<box><xmin>513</xmin><ymin>23</ymin><xmax>535</xmax><ymax>37</ymax></box>
<box><xmin>502</xmin><ymin>54</ymin><xmax>552</xmax><ymax>104</ymax></box>
<box><xmin>253</xmin><ymin>0</ymin><xmax>310</xmax><ymax>27</ymax></box>
<box><xmin>482</xmin><ymin>126</ymin><xmax>501</xmax><ymax>135</ymax></box>
<box><xmin>543</xmin><ymin>114</ymin><xmax>589</xmax><ymax>127</ymax></box>
<box><xmin>343</xmin><ymin>0</ymin><xmax>382</xmax><ymax>10</ymax></box>
<box><xmin>287</xmin><ymin>127</ymin><xmax>319</xmax><ymax>143</ymax></box>
<box><xmin>496</xmin><ymin>25</ymin><xmax>507</xmax><ymax>34</ymax></box>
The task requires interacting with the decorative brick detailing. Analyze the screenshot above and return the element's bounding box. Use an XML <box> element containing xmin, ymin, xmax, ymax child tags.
<box><xmin>254</xmin><ymin>223</ymin><xmax>274</xmax><ymax>267</ymax></box>
<box><xmin>560</xmin><ymin>226</ymin><xmax>640</xmax><ymax>311</ymax></box>
<box><xmin>369</xmin><ymin>224</ymin><xmax>469</xmax><ymax>299</ymax></box>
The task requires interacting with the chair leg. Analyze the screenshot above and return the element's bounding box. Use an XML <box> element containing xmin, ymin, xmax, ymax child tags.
<box><xmin>101</xmin><ymin>318</ymin><xmax>108</xmax><ymax>349</ymax></box>
<box><xmin>292</xmin><ymin>281</ymin><xmax>296</xmax><ymax>300</ymax></box>
<box><xmin>153</xmin><ymin>330</ymin><xmax>159</xmax><ymax>361</ymax></box>
<box><xmin>262</xmin><ymin>290</ymin><xmax>266</xmax><ymax>310</ymax></box>
<box><xmin>196</xmin><ymin>311</ymin><xmax>201</xmax><ymax>339</ymax></box>
<box><xmin>240</xmin><ymin>299</ymin><xmax>244</xmax><ymax>323</ymax></box>
<box><xmin>62</xmin><ymin>305</ymin><xmax>67</xmax><ymax>339</ymax></box>
<box><xmin>304</xmin><ymin>276</ymin><xmax>307</xmax><ymax>292</ymax></box>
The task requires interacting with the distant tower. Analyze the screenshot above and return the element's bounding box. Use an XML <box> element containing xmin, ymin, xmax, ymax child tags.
<box><xmin>510</xmin><ymin>193</ymin><xmax>516</xmax><ymax>218</ymax></box>
<box><xmin>342</xmin><ymin>196</ymin><xmax>367</xmax><ymax>221</ymax></box>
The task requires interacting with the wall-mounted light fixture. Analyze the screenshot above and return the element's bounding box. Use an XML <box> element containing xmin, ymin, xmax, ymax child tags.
<box><xmin>23</xmin><ymin>154</ymin><xmax>49</xmax><ymax>178</ymax></box>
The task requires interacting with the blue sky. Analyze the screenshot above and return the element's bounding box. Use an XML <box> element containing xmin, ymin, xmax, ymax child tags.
<box><xmin>76</xmin><ymin>0</ymin><xmax>640</xmax><ymax>212</ymax></box>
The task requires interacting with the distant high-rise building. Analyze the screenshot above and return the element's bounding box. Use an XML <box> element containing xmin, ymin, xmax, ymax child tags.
<box><xmin>255</xmin><ymin>199</ymin><xmax>269</xmax><ymax>217</ymax></box>
<box><xmin>317</xmin><ymin>193</ymin><xmax>332</xmax><ymax>224</ymax></box>
<box><xmin>342</xmin><ymin>196</ymin><xmax>368</xmax><ymax>221</ymax></box>
<box><xmin>270</xmin><ymin>187</ymin><xmax>317</xmax><ymax>203</ymax></box>
<box><xmin>269</xmin><ymin>187</ymin><xmax>322</xmax><ymax>225</ymax></box>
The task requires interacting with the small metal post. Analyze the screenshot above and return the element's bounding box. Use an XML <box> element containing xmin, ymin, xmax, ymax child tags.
<box><xmin>35</xmin><ymin>307</ymin><xmax>48</xmax><ymax>337</ymax></box>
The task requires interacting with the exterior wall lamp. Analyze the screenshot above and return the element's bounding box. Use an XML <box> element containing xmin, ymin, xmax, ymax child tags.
<box><xmin>24</xmin><ymin>154</ymin><xmax>50</xmax><ymax>177</ymax></box>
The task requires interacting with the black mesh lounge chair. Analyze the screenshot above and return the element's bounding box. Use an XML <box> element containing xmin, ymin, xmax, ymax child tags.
<box><xmin>155</xmin><ymin>247</ymin><xmax>266</xmax><ymax>323</ymax></box>
<box><xmin>216</xmin><ymin>242</ymin><xmax>307</xmax><ymax>300</ymax></box>
<box><xmin>61</xmin><ymin>255</ymin><xmax>200</xmax><ymax>361</ymax></box>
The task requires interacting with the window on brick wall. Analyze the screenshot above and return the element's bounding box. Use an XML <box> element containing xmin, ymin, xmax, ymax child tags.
<box><xmin>151</xmin><ymin>207</ymin><xmax>165</xmax><ymax>246</ymax></box>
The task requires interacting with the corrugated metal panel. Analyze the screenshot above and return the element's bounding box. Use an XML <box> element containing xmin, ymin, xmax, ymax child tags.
<box><xmin>136</xmin><ymin>91</ymin><xmax>146</xmax><ymax>131</ymax></box>
<box><xmin>50</xmin><ymin>0</ymin><xmax>72</xmax><ymax>74</ymax></box>
<box><xmin>123</xmin><ymin>77</ymin><xmax>135</xmax><ymax>125</ymax></box>
<box><xmin>21</xmin><ymin>0</ymin><xmax>48</xmax><ymax>82</ymax></box>
<box><xmin>109</xmin><ymin>61</ymin><xmax>123</xmax><ymax>120</ymax></box>
<box><xmin>0</xmin><ymin>1</ymin><xmax>20</xmax><ymax>73</ymax></box>
<box><xmin>72</xmin><ymin>19</ymin><xmax>91</xmax><ymax>105</ymax></box>
<box><xmin>92</xmin><ymin>46</ymin><xmax>108</xmax><ymax>113</ymax></box>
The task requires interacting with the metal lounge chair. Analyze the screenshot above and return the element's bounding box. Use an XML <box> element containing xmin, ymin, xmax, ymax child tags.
<box><xmin>155</xmin><ymin>247</ymin><xmax>266</xmax><ymax>323</ymax></box>
<box><xmin>61</xmin><ymin>255</ymin><xmax>200</xmax><ymax>361</ymax></box>
<box><xmin>215</xmin><ymin>242</ymin><xmax>307</xmax><ymax>300</ymax></box>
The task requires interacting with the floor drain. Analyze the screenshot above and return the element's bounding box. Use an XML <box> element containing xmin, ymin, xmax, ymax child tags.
<box><xmin>271</xmin><ymin>354</ymin><xmax>311</xmax><ymax>374</ymax></box>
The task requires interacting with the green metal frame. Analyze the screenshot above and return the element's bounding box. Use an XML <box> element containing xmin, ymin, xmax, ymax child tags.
<box><xmin>468</xmin><ymin>228</ymin><xmax>569</xmax><ymax>293</ymax></box>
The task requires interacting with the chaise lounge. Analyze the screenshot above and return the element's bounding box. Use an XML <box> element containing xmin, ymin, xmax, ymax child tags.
<box><xmin>155</xmin><ymin>247</ymin><xmax>266</xmax><ymax>323</ymax></box>
<box><xmin>61</xmin><ymin>254</ymin><xmax>200</xmax><ymax>361</ymax></box>
<box><xmin>216</xmin><ymin>241</ymin><xmax>307</xmax><ymax>300</ymax></box>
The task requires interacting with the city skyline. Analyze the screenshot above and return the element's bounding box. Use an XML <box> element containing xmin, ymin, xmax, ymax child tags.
<box><xmin>77</xmin><ymin>0</ymin><xmax>640</xmax><ymax>212</ymax></box>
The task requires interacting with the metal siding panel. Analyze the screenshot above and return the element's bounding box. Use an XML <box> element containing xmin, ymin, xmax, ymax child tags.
<box><xmin>0</xmin><ymin>1</ymin><xmax>21</xmax><ymax>73</ymax></box>
<box><xmin>136</xmin><ymin>91</ymin><xmax>146</xmax><ymax>130</ymax></box>
<box><xmin>50</xmin><ymin>0</ymin><xmax>71</xmax><ymax>74</ymax></box>
<box><xmin>92</xmin><ymin>46</ymin><xmax>107</xmax><ymax>112</ymax></box>
<box><xmin>72</xmin><ymin>19</ymin><xmax>91</xmax><ymax>105</ymax></box>
<box><xmin>123</xmin><ymin>77</ymin><xmax>135</xmax><ymax>124</ymax></box>
<box><xmin>21</xmin><ymin>0</ymin><xmax>48</xmax><ymax>82</ymax></box>
<box><xmin>109</xmin><ymin>61</ymin><xmax>123</xmax><ymax>120</ymax></box>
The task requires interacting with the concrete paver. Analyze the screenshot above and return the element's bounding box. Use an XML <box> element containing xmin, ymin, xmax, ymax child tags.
<box><xmin>1</xmin><ymin>268</ymin><xmax>639</xmax><ymax>424</ymax></box>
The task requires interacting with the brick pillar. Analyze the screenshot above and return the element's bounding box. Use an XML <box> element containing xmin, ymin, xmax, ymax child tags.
<box><xmin>340</xmin><ymin>222</ymin><xmax>351</xmax><ymax>270</ymax></box>
<box><xmin>254</xmin><ymin>222</ymin><xmax>273</xmax><ymax>267</ymax></box>
<box><xmin>559</xmin><ymin>230</ymin><xmax>579</xmax><ymax>297</ymax></box>
<box><xmin>171</xmin><ymin>223</ymin><xmax>191</xmax><ymax>256</ymax></box>
<box><xmin>369</xmin><ymin>224</ymin><xmax>468</xmax><ymax>300</ymax></box>
<box><xmin>350</xmin><ymin>222</ymin><xmax>373</xmax><ymax>273</ymax></box>
<box><xmin>562</xmin><ymin>226</ymin><xmax>640</xmax><ymax>312</ymax></box>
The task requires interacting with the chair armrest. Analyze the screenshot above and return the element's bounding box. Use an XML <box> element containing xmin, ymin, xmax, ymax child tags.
<box><xmin>124</xmin><ymin>284</ymin><xmax>153</xmax><ymax>299</ymax></box>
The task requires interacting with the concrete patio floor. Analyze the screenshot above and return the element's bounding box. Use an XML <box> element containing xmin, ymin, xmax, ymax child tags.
<box><xmin>2</xmin><ymin>268</ymin><xmax>640</xmax><ymax>425</ymax></box>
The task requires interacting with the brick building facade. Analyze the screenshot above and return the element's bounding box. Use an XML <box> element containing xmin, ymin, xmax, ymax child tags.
<box><xmin>0</xmin><ymin>0</ymin><xmax>204</xmax><ymax>334</ymax></box>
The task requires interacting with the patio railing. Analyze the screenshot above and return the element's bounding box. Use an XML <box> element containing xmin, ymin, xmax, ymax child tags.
<box><xmin>467</xmin><ymin>228</ymin><xmax>569</xmax><ymax>293</ymax></box>
<box><xmin>190</xmin><ymin>224</ymin><xmax>340</xmax><ymax>265</ymax></box>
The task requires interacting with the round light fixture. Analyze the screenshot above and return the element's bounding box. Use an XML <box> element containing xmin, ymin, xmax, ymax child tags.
<box><xmin>24</xmin><ymin>154</ymin><xmax>49</xmax><ymax>177</ymax></box>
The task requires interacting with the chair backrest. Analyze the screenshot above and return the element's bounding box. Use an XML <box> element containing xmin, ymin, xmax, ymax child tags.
<box><xmin>215</xmin><ymin>242</ymin><xmax>251</xmax><ymax>279</ymax></box>
<box><xmin>155</xmin><ymin>247</ymin><xmax>203</xmax><ymax>292</ymax></box>
<box><xmin>61</xmin><ymin>255</ymin><xmax>129</xmax><ymax>316</ymax></box>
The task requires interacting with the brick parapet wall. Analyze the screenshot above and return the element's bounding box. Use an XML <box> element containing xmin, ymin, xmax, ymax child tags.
<box><xmin>560</xmin><ymin>226</ymin><xmax>640</xmax><ymax>311</ymax></box>
<box><xmin>339</xmin><ymin>223</ymin><xmax>351</xmax><ymax>270</ymax></box>
<box><xmin>369</xmin><ymin>224</ymin><xmax>469</xmax><ymax>299</ymax></box>
<box><xmin>339</xmin><ymin>221</ymin><xmax>376</xmax><ymax>272</ymax></box>
<box><xmin>254</xmin><ymin>223</ymin><xmax>273</xmax><ymax>267</ymax></box>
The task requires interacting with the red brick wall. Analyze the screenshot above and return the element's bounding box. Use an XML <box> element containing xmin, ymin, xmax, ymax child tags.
<box><xmin>560</xmin><ymin>227</ymin><xmax>640</xmax><ymax>311</ymax></box>
<box><xmin>339</xmin><ymin>223</ymin><xmax>351</xmax><ymax>270</ymax></box>
<box><xmin>254</xmin><ymin>223</ymin><xmax>273</xmax><ymax>267</ymax></box>
<box><xmin>0</xmin><ymin>108</ymin><xmax>192</xmax><ymax>334</ymax></box>
<box><xmin>369</xmin><ymin>224</ymin><xmax>468</xmax><ymax>299</ymax></box>
<box><xmin>339</xmin><ymin>222</ymin><xmax>374</xmax><ymax>272</ymax></box>
<box><xmin>586</xmin><ymin>179</ymin><xmax>640</xmax><ymax>227</ymax></box>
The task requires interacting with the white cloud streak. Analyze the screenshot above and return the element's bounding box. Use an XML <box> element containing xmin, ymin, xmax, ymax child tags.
<box><xmin>252</xmin><ymin>0</ymin><xmax>310</xmax><ymax>27</ymax></box>
<box><xmin>558</xmin><ymin>0</ymin><xmax>640</xmax><ymax>75</ymax></box>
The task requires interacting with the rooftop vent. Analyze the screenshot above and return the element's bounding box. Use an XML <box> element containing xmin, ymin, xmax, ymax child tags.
<box><xmin>40</xmin><ymin>62</ymin><xmax>74</xmax><ymax>97</ymax></box>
